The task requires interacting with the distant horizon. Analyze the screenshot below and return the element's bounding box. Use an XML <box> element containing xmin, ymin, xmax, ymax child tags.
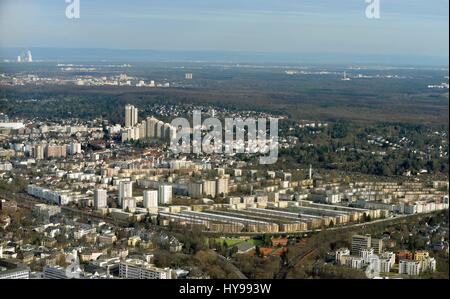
<box><xmin>0</xmin><ymin>47</ymin><xmax>448</xmax><ymax>67</ymax></box>
<box><xmin>0</xmin><ymin>0</ymin><xmax>448</xmax><ymax>66</ymax></box>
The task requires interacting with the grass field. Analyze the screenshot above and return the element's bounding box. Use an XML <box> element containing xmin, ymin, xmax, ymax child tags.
<box><xmin>214</xmin><ymin>238</ymin><xmax>264</xmax><ymax>247</ymax></box>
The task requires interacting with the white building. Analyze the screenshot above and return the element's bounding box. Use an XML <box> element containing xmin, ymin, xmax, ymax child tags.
<box><xmin>335</xmin><ymin>248</ymin><xmax>350</xmax><ymax>265</ymax></box>
<box><xmin>379</xmin><ymin>258</ymin><xmax>392</xmax><ymax>273</ymax></box>
<box><xmin>94</xmin><ymin>189</ymin><xmax>107</xmax><ymax>210</ymax></box>
<box><xmin>119</xmin><ymin>259</ymin><xmax>172</xmax><ymax>279</ymax></box>
<box><xmin>122</xmin><ymin>197</ymin><xmax>136</xmax><ymax>211</ymax></box>
<box><xmin>146</xmin><ymin>117</ymin><xmax>157</xmax><ymax>138</ymax></box>
<box><xmin>202</xmin><ymin>180</ymin><xmax>216</xmax><ymax>198</ymax></box>
<box><xmin>158</xmin><ymin>185</ymin><xmax>173</xmax><ymax>205</ymax></box>
<box><xmin>216</xmin><ymin>178</ymin><xmax>229</xmax><ymax>196</ymax></box>
<box><xmin>43</xmin><ymin>250</ymin><xmax>82</xmax><ymax>279</ymax></box>
<box><xmin>0</xmin><ymin>162</ymin><xmax>13</xmax><ymax>171</ymax></box>
<box><xmin>68</xmin><ymin>142</ymin><xmax>82</xmax><ymax>155</ymax></box>
<box><xmin>360</xmin><ymin>248</ymin><xmax>375</xmax><ymax>264</ymax></box>
<box><xmin>351</xmin><ymin>257</ymin><xmax>364</xmax><ymax>269</ymax></box>
<box><xmin>380</xmin><ymin>251</ymin><xmax>396</xmax><ymax>267</ymax></box>
<box><xmin>124</xmin><ymin>104</ymin><xmax>138</xmax><ymax>128</ymax></box>
<box><xmin>421</xmin><ymin>257</ymin><xmax>437</xmax><ymax>273</ymax></box>
<box><xmin>0</xmin><ymin>264</ymin><xmax>30</xmax><ymax>279</ymax></box>
<box><xmin>188</xmin><ymin>182</ymin><xmax>203</xmax><ymax>198</ymax></box>
<box><xmin>143</xmin><ymin>190</ymin><xmax>158</xmax><ymax>208</ymax></box>
<box><xmin>43</xmin><ymin>265</ymin><xmax>82</xmax><ymax>279</ymax></box>
<box><xmin>399</xmin><ymin>260</ymin><xmax>422</xmax><ymax>276</ymax></box>
<box><xmin>119</xmin><ymin>181</ymin><xmax>133</xmax><ymax>207</ymax></box>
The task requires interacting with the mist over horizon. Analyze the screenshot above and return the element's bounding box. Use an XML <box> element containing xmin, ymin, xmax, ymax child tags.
<box><xmin>0</xmin><ymin>47</ymin><xmax>448</xmax><ymax>66</ymax></box>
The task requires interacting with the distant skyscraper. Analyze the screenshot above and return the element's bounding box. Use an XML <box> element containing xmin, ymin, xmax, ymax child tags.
<box><xmin>156</xmin><ymin>121</ymin><xmax>164</xmax><ymax>138</ymax></box>
<box><xmin>162</xmin><ymin>123</ymin><xmax>172</xmax><ymax>139</ymax></box>
<box><xmin>125</xmin><ymin>105</ymin><xmax>132</xmax><ymax>128</ymax></box>
<box><xmin>124</xmin><ymin>105</ymin><xmax>138</xmax><ymax>128</ymax></box>
<box><xmin>146</xmin><ymin>117</ymin><xmax>157</xmax><ymax>138</ymax></box>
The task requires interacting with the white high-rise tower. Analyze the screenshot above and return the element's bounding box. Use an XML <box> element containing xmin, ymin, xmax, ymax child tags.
<box><xmin>125</xmin><ymin>105</ymin><xmax>138</xmax><ymax>128</ymax></box>
<box><xmin>94</xmin><ymin>189</ymin><xmax>107</xmax><ymax>210</ymax></box>
<box><xmin>118</xmin><ymin>181</ymin><xmax>133</xmax><ymax>207</ymax></box>
<box><xmin>158</xmin><ymin>184</ymin><xmax>172</xmax><ymax>205</ymax></box>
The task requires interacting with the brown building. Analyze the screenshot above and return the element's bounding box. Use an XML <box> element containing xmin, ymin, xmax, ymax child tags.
<box><xmin>45</xmin><ymin>144</ymin><xmax>67</xmax><ymax>159</ymax></box>
<box><xmin>396</xmin><ymin>250</ymin><xmax>414</xmax><ymax>263</ymax></box>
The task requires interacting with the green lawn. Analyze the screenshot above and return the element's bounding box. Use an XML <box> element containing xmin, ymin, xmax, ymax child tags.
<box><xmin>213</xmin><ymin>238</ymin><xmax>264</xmax><ymax>247</ymax></box>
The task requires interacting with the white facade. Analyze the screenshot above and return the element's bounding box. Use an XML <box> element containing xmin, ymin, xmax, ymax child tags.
<box><xmin>125</xmin><ymin>104</ymin><xmax>138</xmax><ymax>128</ymax></box>
<box><xmin>122</xmin><ymin>197</ymin><xmax>136</xmax><ymax>211</ymax></box>
<box><xmin>119</xmin><ymin>181</ymin><xmax>133</xmax><ymax>207</ymax></box>
<box><xmin>216</xmin><ymin>178</ymin><xmax>229</xmax><ymax>196</ymax></box>
<box><xmin>360</xmin><ymin>248</ymin><xmax>375</xmax><ymax>264</ymax></box>
<box><xmin>94</xmin><ymin>189</ymin><xmax>107</xmax><ymax>210</ymax></box>
<box><xmin>68</xmin><ymin>142</ymin><xmax>82</xmax><ymax>155</ymax></box>
<box><xmin>421</xmin><ymin>257</ymin><xmax>437</xmax><ymax>272</ymax></box>
<box><xmin>0</xmin><ymin>265</ymin><xmax>30</xmax><ymax>279</ymax></box>
<box><xmin>202</xmin><ymin>180</ymin><xmax>216</xmax><ymax>198</ymax></box>
<box><xmin>119</xmin><ymin>260</ymin><xmax>172</xmax><ymax>279</ymax></box>
<box><xmin>399</xmin><ymin>260</ymin><xmax>422</xmax><ymax>276</ymax></box>
<box><xmin>158</xmin><ymin>185</ymin><xmax>173</xmax><ymax>205</ymax></box>
<box><xmin>335</xmin><ymin>248</ymin><xmax>350</xmax><ymax>265</ymax></box>
<box><xmin>0</xmin><ymin>162</ymin><xmax>13</xmax><ymax>171</ymax></box>
<box><xmin>379</xmin><ymin>258</ymin><xmax>391</xmax><ymax>273</ymax></box>
<box><xmin>143</xmin><ymin>190</ymin><xmax>158</xmax><ymax>208</ymax></box>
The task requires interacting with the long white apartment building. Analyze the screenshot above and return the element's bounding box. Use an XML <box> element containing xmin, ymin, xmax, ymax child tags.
<box><xmin>119</xmin><ymin>259</ymin><xmax>172</xmax><ymax>279</ymax></box>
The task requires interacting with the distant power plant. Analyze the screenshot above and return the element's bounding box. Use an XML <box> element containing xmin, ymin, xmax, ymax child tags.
<box><xmin>17</xmin><ymin>50</ymin><xmax>33</xmax><ymax>63</ymax></box>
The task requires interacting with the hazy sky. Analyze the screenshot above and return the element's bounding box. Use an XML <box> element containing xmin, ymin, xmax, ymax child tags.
<box><xmin>0</xmin><ymin>0</ymin><xmax>448</xmax><ymax>58</ymax></box>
